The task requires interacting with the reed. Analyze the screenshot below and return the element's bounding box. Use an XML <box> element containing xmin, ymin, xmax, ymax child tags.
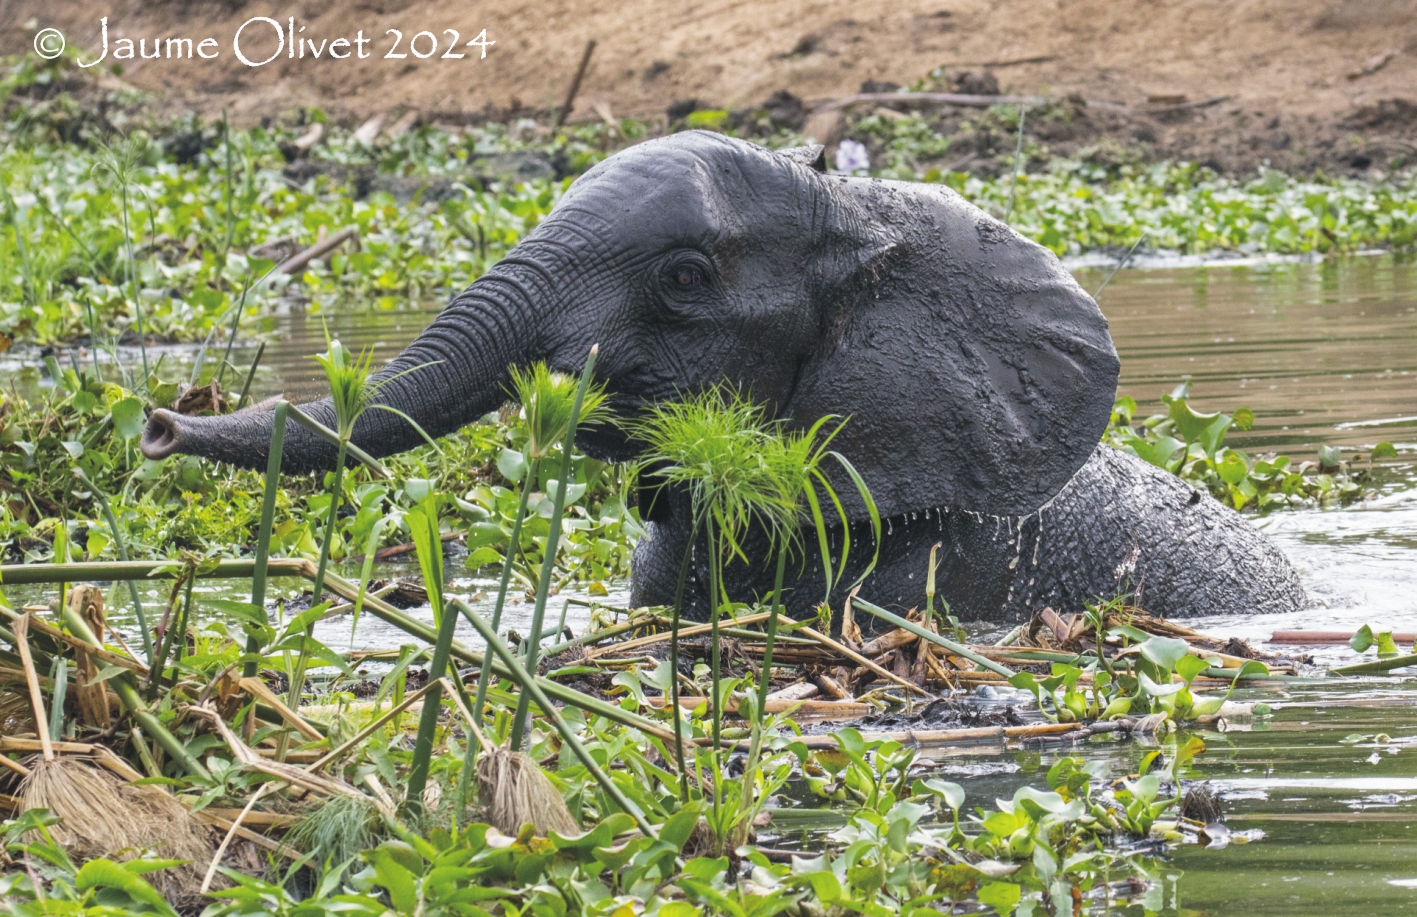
<box><xmin>72</xmin><ymin>467</ymin><xmax>152</xmax><ymax>662</ymax></box>
<box><xmin>92</xmin><ymin>137</ymin><xmax>150</xmax><ymax>383</ymax></box>
<box><xmin>402</xmin><ymin>494</ymin><xmax>451</xmax><ymax>815</ymax></box>
<box><xmin>755</xmin><ymin>413</ymin><xmax>880</xmax><ymax>713</ymax></box>
<box><xmin>284</xmin><ymin>337</ymin><xmax>438</xmax><ymax>755</ymax></box>
<box><xmin>507</xmin><ymin>349</ymin><xmax>607</xmax><ymax>751</ymax></box>
<box><xmin>54</xmin><ymin>600</ymin><xmax>211</xmax><ymax>781</ymax></box>
<box><xmin>245</xmin><ymin>401</ymin><xmax>288</xmax><ymax>681</ymax></box>
<box><xmin>454</xmin><ymin>596</ymin><xmax>658</xmax><ymax>838</ymax></box>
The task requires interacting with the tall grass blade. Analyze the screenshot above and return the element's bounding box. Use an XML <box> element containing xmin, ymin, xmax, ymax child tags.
<box><xmin>509</xmin><ymin>345</ymin><xmax>600</xmax><ymax>751</ymax></box>
<box><xmin>246</xmin><ymin>400</ymin><xmax>288</xmax><ymax>680</ymax></box>
<box><xmin>470</xmin><ymin>456</ymin><xmax>537</xmax><ymax>729</ymax></box>
<box><xmin>235</xmin><ymin>340</ymin><xmax>265</xmax><ymax>410</ymax></box>
<box><xmin>404</xmin><ymin>496</ymin><xmax>454</xmax><ymax>815</ymax></box>
<box><xmin>72</xmin><ymin>467</ymin><xmax>151</xmax><ymax>662</ymax></box>
<box><xmin>454</xmin><ymin>596</ymin><xmax>658</xmax><ymax>839</ymax></box>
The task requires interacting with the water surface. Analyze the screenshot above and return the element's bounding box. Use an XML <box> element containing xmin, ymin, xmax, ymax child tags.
<box><xmin>12</xmin><ymin>253</ymin><xmax>1417</xmax><ymax>917</ymax></box>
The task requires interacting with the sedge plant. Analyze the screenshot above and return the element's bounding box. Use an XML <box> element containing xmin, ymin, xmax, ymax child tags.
<box><xmin>631</xmin><ymin>391</ymin><xmax>879</xmax><ymax>823</ymax></box>
<box><xmin>281</xmin><ymin>337</ymin><xmax>439</xmax><ymax>753</ymax></box>
<box><xmin>508</xmin><ymin>346</ymin><xmax>608</xmax><ymax>751</ymax></box>
<box><xmin>468</xmin><ymin>358</ymin><xmax>609</xmax><ymax>742</ymax></box>
<box><xmin>402</xmin><ymin>490</ymin><xmax>450</xmax><ymax>815</ymax></box>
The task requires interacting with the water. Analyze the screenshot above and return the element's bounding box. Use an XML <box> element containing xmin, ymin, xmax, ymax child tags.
<box><xmin>838</xmin><ymin>679</ymin><xmax>1417</xmax><ymax>916</ymax></box>
<box><xmin>13</xmin><ymin>254</ymin><xmax>1417</xmax><ymax>916</ymax></box>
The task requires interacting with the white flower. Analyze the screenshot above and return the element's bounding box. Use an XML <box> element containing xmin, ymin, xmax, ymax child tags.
<box><xmin>834</xmin><ymin>140</ymin><xmax>870</xmax><ymax>174</ymax></box>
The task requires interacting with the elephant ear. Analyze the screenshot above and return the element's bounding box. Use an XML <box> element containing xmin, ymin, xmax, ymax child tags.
<box><xmin>777</xmin><ymin>144</ymin><xmax>827</xmax><ymax>172</ymax></box>
<box><xmin>787</xmin><ymin>180</ymin><xmax>1120</xmax><ymax>521</ymax></box>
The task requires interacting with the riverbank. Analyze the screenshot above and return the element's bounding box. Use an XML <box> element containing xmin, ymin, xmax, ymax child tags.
<box><xmin>5</xmin><ymin>53</ymin><xmax>1417</xmax><ymax>352</ymax></box>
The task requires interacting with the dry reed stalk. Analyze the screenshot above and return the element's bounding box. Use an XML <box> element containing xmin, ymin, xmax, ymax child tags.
<box><xmin>238</xmin><ymin>677</ymin><xmax>323</xmax><ymax>741</ymax></box>
<box><xmin>66</xmin><ymin>586</ymin><xmax>113</xmax><ymax>728</ymax></box>
<box><xmin>794</xmin><ymin>622</ymin><xmax>932</xmax><ymax>698</ymax></box>
<box><xmin>192</xmin><ymin>809</ymin><xmax>302</xmax><ymax>859</ymax></box>
<box><xmin>194</xmin><ymin>704</ymin><xmax>363</xmax><ymax>801</ymax></box>
<box><xmin>583</xmin><ymin>611</ymin><xmax>774</xmax><ymax>659</ymax></box>
<box><xmin>201</xmin><ymin>782</ymin><xmax>273</xmax><ymax>894</ymax></box>
<box><xmin>13</xmin><ymin>615</ymin><xmax>54</xmax><ymax>761</ymax></box>
<box><xmin>0</xmin><ymin>605</ymin><xmax>146</xmax><ymax>676</ymax></box>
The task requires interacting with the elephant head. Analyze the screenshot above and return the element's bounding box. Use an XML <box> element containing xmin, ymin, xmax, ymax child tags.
<box><xmin>142</xmin><ymin>131</ymin><xmax>1119</xmax><ymax>523</ymax></box>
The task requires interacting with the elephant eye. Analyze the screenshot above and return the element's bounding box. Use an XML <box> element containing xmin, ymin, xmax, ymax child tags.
<box><xmin>658</xmin><ymin>253</ymin><xmax>715</xmax><ymax>319</ymax></box>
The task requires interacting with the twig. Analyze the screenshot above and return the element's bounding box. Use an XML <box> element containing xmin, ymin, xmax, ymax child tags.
<box><xmin>555</xmin><ymin>40</ymin><xmax>598</xmax><ymax>129</ymax></box>
<box><xmin>239</xmin><ymin>677</ymin><xmax>323</xmax><ymax>742</ymax></box>
<box><xmin>191</xmin><ymin>809</ymin><xmax>302</xmax><ymax>860</ymax></box>
<box><xmin>584</xmin><ymin>611</ymin><xmax>773</xmax><ymax>659</ymax></box>
<box><xmin>788</xmin><ymin>615</ymin><xmax>932</xmax><ymax>698</ymax></box>
<box><xmin>1143</xmin><ymin>94</ymin><xmax>1231</xmax><ymax>113</ymax></box>
<box><xmin>201</xmin><ymin>782</ymin><xmax>272</xmax><ymax>894</ymax></box>
<box><xmin>1092</xmin><ymin>230</ymin><xmax>1148</xmax><ymax>299</ymax></box>
<box><xmin>275</xmin><ymin>226</ymin><xmax>357</xmax><ymax>275</ymax></box>
<box><xmin>308</xmin><ymin>680</ymin><xmax>443</xmax><ymax>774</ymax></box>
<box><xmin>852</xmin><ymin>598</ymin><xmax>1017</xmax><ymax>678</ymax></box>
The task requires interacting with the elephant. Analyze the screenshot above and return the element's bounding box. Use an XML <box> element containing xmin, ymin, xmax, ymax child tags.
<box><xmin>141</xmin><ymin>131</ymin><xmax>1306</xmax><ymax>624</ymax></box>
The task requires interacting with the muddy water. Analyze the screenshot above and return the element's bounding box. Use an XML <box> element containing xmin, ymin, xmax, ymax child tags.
<box><xmin>225</xmin><ymin>253</ymin><xmax>1417</xmax><ymax>647</ymax></box>
<box><xmin>14</xmin><ymin>254</ymin><xmax>1417</xmax><ymax>916</ymax></box>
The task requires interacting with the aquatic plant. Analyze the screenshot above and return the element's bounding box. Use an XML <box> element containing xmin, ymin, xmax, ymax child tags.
<box><xmin>463</xmin><ymin>359</ymin><xmax>609</xmax><ymax>751</ymax></box>
<box><xmin>7</xmin><ymin>77</ymin><xmax>1417</xmax><ymax>352</ymax></box>
<box><xmin>1105</xmin><ymin>382</ymin><xmax>1395</xmax><ymax>510</ymax></box>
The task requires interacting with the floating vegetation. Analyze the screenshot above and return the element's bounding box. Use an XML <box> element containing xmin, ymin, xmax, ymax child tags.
<box><xmin>9</xmin><ymin>386</ymin><xmax>1326</xmax><ymax>915</ymax></box>
<box><xmin>7</xmin><ymin>54</ymin><xmax>1417</xmax><ymax>353</ymax></box>
<box><xmin>1105</xmin><ymin>382</ymin><xmax>1396</xmax><ymax>510</ymax></box>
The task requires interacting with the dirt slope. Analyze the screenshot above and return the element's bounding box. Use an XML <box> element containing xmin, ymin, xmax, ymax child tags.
<box><xmin>5</xmin><ymin>0</ymin><xmax>1417</xmax><ymax>171</ymax></box>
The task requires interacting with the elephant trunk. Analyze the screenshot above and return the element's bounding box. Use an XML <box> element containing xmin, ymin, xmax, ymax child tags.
<box><xmin>141</xmin><ymin>270</ymin><xmax>537</xmax><ymax>473</ymax></box>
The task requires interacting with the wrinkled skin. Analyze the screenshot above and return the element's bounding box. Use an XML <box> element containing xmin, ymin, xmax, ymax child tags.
<box><xmin>142</xmin><ymin>132</ymin><xmax>1306</xmax><ymax>623</ymax></box>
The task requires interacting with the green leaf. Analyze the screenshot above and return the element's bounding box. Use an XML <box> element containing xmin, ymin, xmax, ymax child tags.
<box><xmin>798</xmin><ymin>870</ymin><xmax>842</xmax><ymax>904</ymax></box>
<box><xmin>1174</xmin><ymin>654</ymin><xmax>1210</xmax><ymax>685</ymax></box>
<box><xmin>1351</xmin><ymin>625</ymin><xmax>1374</xmax><ymax>654</ymax></box>
<box><xmin>912</xmin><ymin>777</ymin><xmax>965</xmax><ymax>811</ymax></box>
<box><xmin>1165</xmin><ymin>394</ymin><xmax>1224</xmax><ymax>443</ymax></box>
<box><xmin>1373</xmin><ymin>442</ymin><xmax>1398</xmax><ymax>459</ymax></box>
<box><xmin>367</xmin><ymin>846</ymin><xmax>420</xmax><ymax>913</ymax></box>
<box><xmin>659</xmin><ymin>804</ymin><xmax>703</xmax><ymax>851</ymax></box>
<box><xmin>1139</xmin><ymin>636</ymin><xmax>1190</xmax><ymax>671</ymax></box>
<box><xmin>1216</xmin><ymin>451</ymin><xmax>1249</xmax><ymax>486</ymax></box>
<box><xmin>977</xmin><ymin>880</ymin><xmax>1022</xmax><ymax>916</ymax></box>
<box><xmin>497</xmin><ymin>447</ymin><xmax>527</xmax><ymax>483</ymax></box>
<box><xmin>1317</xmin><ymin>444</ymin><xmax>1343</xmax><ymax>468</ymax></box>
<box><xmin>1139</xmin><ymin>672</ymin><xmax>1184</xmax><ymax>697</ymax></box>
<box><xmin>75</xmin><ymin>858</ymin><xmax>178</xmax><ymax>917</ymax></box>
<box><xmin>1231</xmin><ymin>406</ymin><xmax>1255</xmax><ymax>431</ymax></box>
<box><xmin>110</xmin><ymin>397</ymin><xmax>146</xmax><ymax>440</ymax></box>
